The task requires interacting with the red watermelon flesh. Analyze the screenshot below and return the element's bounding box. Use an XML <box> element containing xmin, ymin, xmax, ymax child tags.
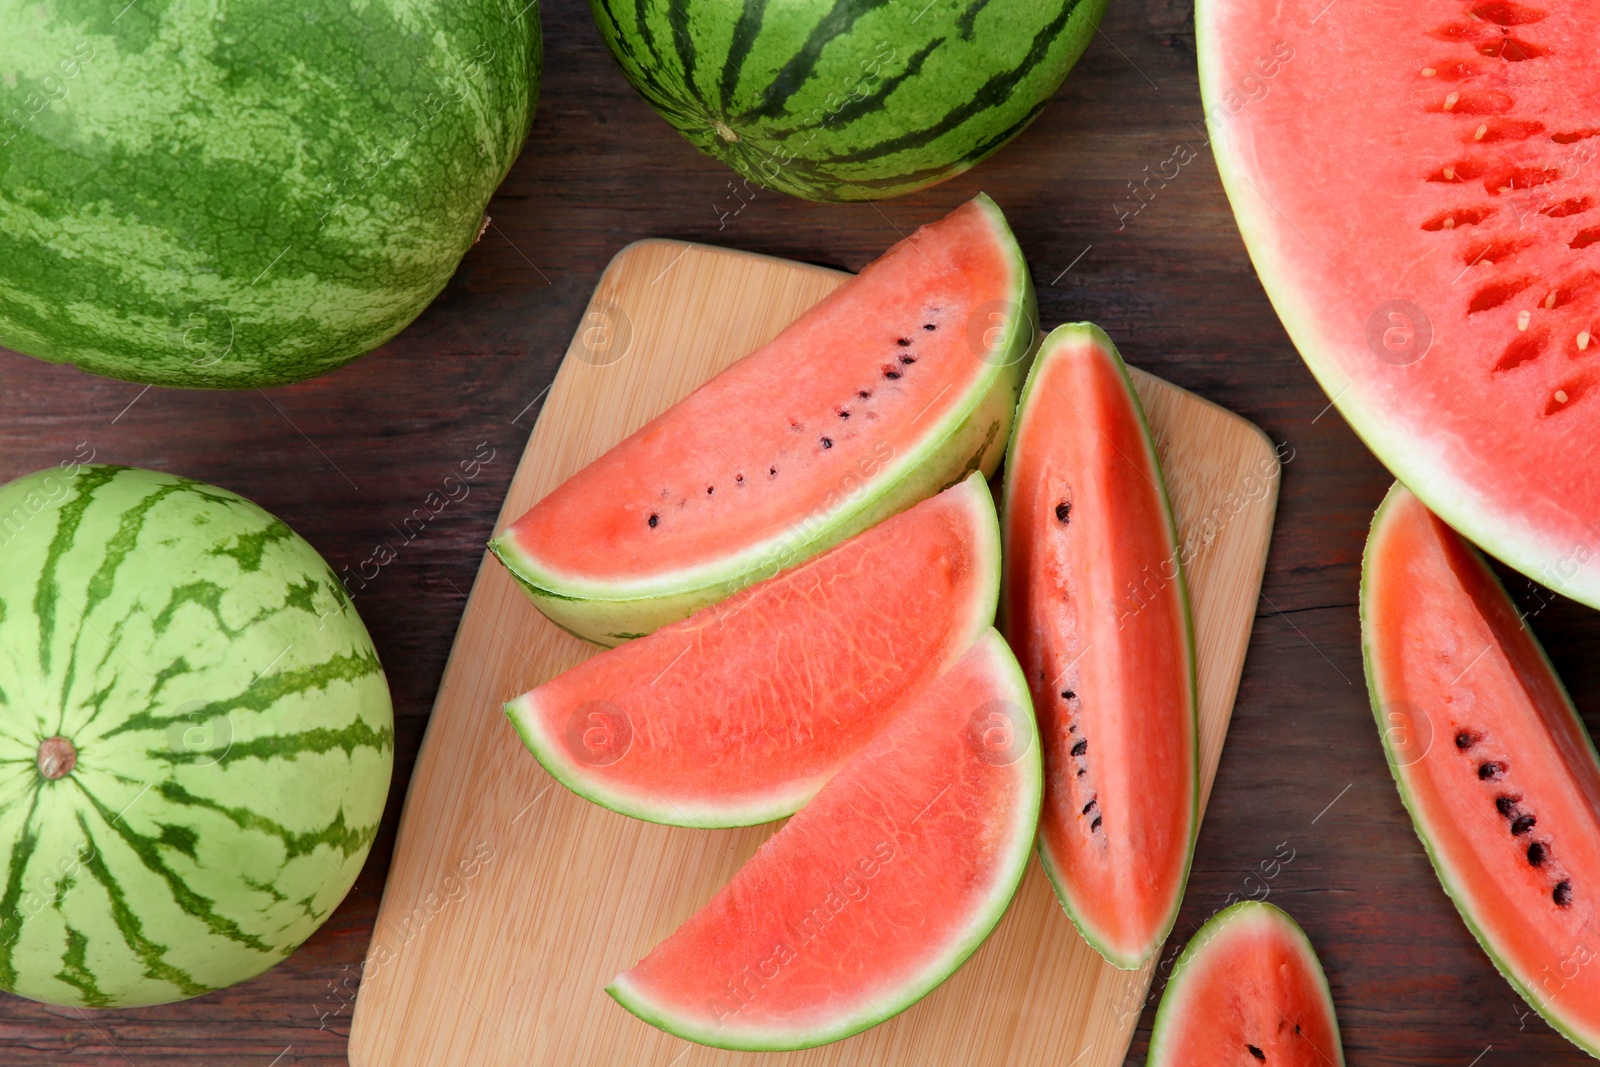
<box><xmin>1363</xmin><ymin>483</ymin><xmax>1600</xmax><ymax>1055</ymax></box>
<box><xmin>1147</xmin><ymin>902</ymin><xmax>1344</xmax><ymax>1067</ymax></box>
<box><xmin>1199</xmin><ymin>0</ymin><xmax>1600</xmax><ymax>608</ymax></box>
<box><xmin>606</xmin><ymin>631</ymin><xmax>1041</xmax><ymax>1051</ymax></box>
<box><xmin>490</xmin><ymin>194</ymin><xmax>1035</xmax><ymax>644</ymax></box>
<box><xmin>1001</xmin><ymin>323</ymin><xmax>1197</xmax><ymax>969</ymax></box>
<box><xmin>505</xmin><ymin>473</ymin><xmax>999</xmax><ymax>827</ymax></box>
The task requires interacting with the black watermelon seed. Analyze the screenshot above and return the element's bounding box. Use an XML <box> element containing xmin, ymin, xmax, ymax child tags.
<box><xmin>1077</xmin><ymin>767</ymin><xmax>1086</xmax><ymax>777</ymax></box>
<box><xmin>1455</xmin><ymin>730</ymin><xmax>1480</xmax><ymax>749</ymax></box>
<box><xmin>1082</xmin><ymin>798</ymin><xmax>1097</xmax><ymax>815</ymax></box>
<box><xmin>1090</xmin><ymin>815</ymin><xmax>1102</xmax><ymax>832</ymax></box>
<box><xmin>884</xmin><ymin>369</ymin><xmax>901</xmax><ymax>380</ymax></box>
<box><xmin>1555</xmin><ymin>881</ymin><xmax>1573</xmax><ymax>906</ymax></box>
<box><xmin>647</xmin><ymin>513</ymin><xmax>659</xmax><ymax>528</ymax></box>
<box><xmin>838</xmin><ymin>409</ymin><xmax>850</xmax><ymax>418</ymax></box>
<box><xmin>1071</xmin><ymin>738</ymin><xmax>1088</xmax><ymax>757</ymax></box>
<box><xmin>1528</xmin><ymin>841</ymin><xmax>1547</xmax><ymax>867</ymax></box>
<box><xmin>735</xmin><ymin>473</ymin><xmax>744</xmax><ymax>483</ymax></box>
<box><xmin>1512</xmin><ymin>814</ymin><xmax>1537</xmax><ymax>836</ymax></box>
<box><xmin>1247</xmin><ymin>1046</ymin><xmax>1266</xmax><ymax>1062</ymax></box>
<box><xmin>1061</xmin><ymin>689</ymin><xmax>1076</xmax><ymax>701</ymax></box>
<box><xmin>707</xmin><ymin>486</ymin><xmax>714</xmax><ymax>495</ymax></box>
<box><xmin>769</xmin><ymin>467</ymin><xmax>777</xmax><ymax>477</ymax></box>
<box><xmin>923</xmin><ymin>323</ymin><xmax>936</xmax><ymax>331</ymax></box>
<box><xmin>1055</xmin><ymin>502</ymin><xmax>1072</xmax><ymax>524</ymax></box>
<box><xmin>896</xmin><ymin>337</ymin><xmax>911</xmax><ymax>347</ymax></box>
<box><xmin>858</xmin><ymin>390</ymin><xmax>871</xmax><ymax>399</ymax></box>
<box><xmin>1479</xmin><ymin>761</ymin><xmax>1507</xmax><ymax>781</ymax></box>
<box><xmin>820</xmin><ymin>437</ymin><xmax>833</xmax><ymax>449</ymax></box>
<box><xmin>899</xmin><ymin>355</ymin><xmax>916</xmax><ymax>364</ymax></box>
<box><xmin>1495</xmin><ymin>794</ymin><xmax>1520</xmax><ymax>816</ymax></box>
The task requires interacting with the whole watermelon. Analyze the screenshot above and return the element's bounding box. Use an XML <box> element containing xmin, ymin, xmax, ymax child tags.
<box><xmin>0</xmin><ymin>465</ymin><xmax>393</xmax><ymax>1007</ymax></box>
<box><xmin>591</xmin><ymin>0</ymin><xmax>1105</xmax><ymax>202</ymax></box>
<box><xmin>0</xmin><ymin>0</ymin><xmax>541</xmax><ymax>388</ymax></box>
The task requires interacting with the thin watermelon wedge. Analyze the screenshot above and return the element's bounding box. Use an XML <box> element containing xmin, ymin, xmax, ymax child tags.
<box><xmin>1000</xmin><ymin>323</ymin><xmax>1198</xmax><ymax>970</ymax></box>
<box><xmin>505</xmin><ymin>472</ymin><xmax>999</xmax><ymax>827</ymax></box>
<box><xmin>1147</xmin><ymin>902</ymin><xmax>1345</xmax><ymax>1067</ymax></box>
<box><xmin>607</xmin><ymin>630</ymin><xmax>1040</xmax><ymax>1051</ymax></box>
<box><xmin>1363</xmin><ymin>482</ymin><xmax>1600</xmax><ymax>1056</ymax></box>
<box><xmin>1199</xmin><ymin>0</ymin><xmax>1600</xmax><ymax>608</ymax></box>
<box><xmin>490</xmin><ymin>194</ymin><xmax>1036</xmax><ymax>645</ymax></box>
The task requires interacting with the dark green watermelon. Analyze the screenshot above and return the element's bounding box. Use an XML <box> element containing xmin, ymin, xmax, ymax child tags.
<box><xmin>0</xmin><ymin>0</ymin><xmax>541</xmax><ymax>388</ymax></box>
<box><xmin>591</xmin><ymin>0</ymin><xmax>1106</xmax><ymax>202</ymax></box>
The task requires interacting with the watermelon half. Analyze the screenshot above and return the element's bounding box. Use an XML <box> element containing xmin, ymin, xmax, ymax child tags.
<box><xmin>1147</xmin><ymin>902</ymin><xmax>1345</xmax><ymax>1067</ymax></box>
<box><xmin>1001</xmin><ymin>323</ymin><xmax>1198</xmax><ymax>970</ymax></box>
<box><xmin>1363</xmin><ymin>482</ymin><xmax>1600</xmax><ymax>1055</ymax></box>
<box><xmin>607</xmin><ymin>630</ymin><xmax>1040</xmax><ymax>1050</ymax></box>
<box><xmin>506</xmin><ymin>472</ymin><xmax>999</xmax><ymax>827</ymax></box>
<box><xmin>491</xmin><ymin>195</ymin><xmax>1036</xmax><ymax>645</ymax></box>
<box><xmin>1199</xmin><ymin>0</ymin><xmax>1600</xmax><ymax>607</ymax></box>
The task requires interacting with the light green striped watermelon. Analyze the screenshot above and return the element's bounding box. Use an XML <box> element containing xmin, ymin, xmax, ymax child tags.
<box><xmin>590</xmin><ymin>0</ymin><xmax>1107</xmax><ymax>202</ymax></box>
<box><xmin>0</xmin><ymin>0</ymin><xmax>541</xmax><ymax>388</ymax></box>
<box><xmin>0</xmin><ymin>465</ymin><xmax>394</xmax><ymax>1007</ymax></box>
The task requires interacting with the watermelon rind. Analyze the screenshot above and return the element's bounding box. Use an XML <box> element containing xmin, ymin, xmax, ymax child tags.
<box><xmin>1147</xmin><ymin>901</ymin><xmax>1344</xmax><ymax>1067</ymax></box>
<box><xmin>1004</xmin><ymin>321</ymin><xmax>1199</xmax><ymax>971</ymax></box>
<box><xmin>1361</xmin><ymin>482</ymin><xmax>1600</xmax><ymax>1057</ymax></box>
<box><xmin>0</xmin><ymin>465</ymin><xmax>393</xmax><ymax>1007</ymax></box>
<box><xmin>489</xmin><ymin>193</ymin><xmax>1037</xmax><ymax>646</ymax></box>
<box><xmin>589</xmin><ymin>0</ymin><xmax>1108</xmax><ymax>202</ymax></box>
<box><xmin>604</xmin><ymin>629</ymin><xmax>1043</xmax><ymax>1050</ymax></box>
<box><xmin>1196</xmin><ymin>7</ymin><xmax>1600</xmax><ymax>611</ymax></box>
<box><xmin>0</xmin><ymin>0</ymin><xmax>541</xmax><ymax>388</ymax></box>
<box><xmin>505</xmin><ymin>470</ymin><xmax>1003</xmax><ymax>828</ymax></box>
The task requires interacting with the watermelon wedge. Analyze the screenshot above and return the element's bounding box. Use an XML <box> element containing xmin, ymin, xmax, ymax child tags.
<box><xmin>505</xmin><ymin>473</ymin><xmax>1000</xmax><ymax>827</ymax></box>
<box><xmin>1000</xmin><ymin>323</ymin><xmax>1198</xmax><ymax>970</ymax></box>
<box><xmin>1363</xmin><ymin>482</ymin><xmax>1600</xmax><ymax>1056</ymax></box>
<box><xmin>1199</xmin><ymin>0</ymin><xmax>1600</xmax><ymax>608</ymax></box>
<box><xmin>607</xmin><ymin>630</ymin><xmax>1040</xmax><ymax>1050</ymax></box>
<box><xmin>490</xmin><ymin>195</ymin><xmax>1036</xmax><ymax>645</ymax></box>
<box><xmin>1147</xmin><ymin>902</ymin><xmax>1344</xmax><ymax>1067</ymax></box>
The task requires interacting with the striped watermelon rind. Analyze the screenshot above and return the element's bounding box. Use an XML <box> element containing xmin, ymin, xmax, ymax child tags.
<box><xmin>0</xmin><ymin>0</ymin><xmax>541</xmax><ymax>388</ymax></box>
<box><xmin>590</xmin><ymin>0</ymin><xmax>1107</xmax><ymax>202</ymax></box>
<box><xmin>0</xmin><ymin>465</ymin><xmax>394</xmax><ymax>1007</ymax></box>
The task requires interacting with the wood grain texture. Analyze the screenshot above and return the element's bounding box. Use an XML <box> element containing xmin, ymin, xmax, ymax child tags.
<box><xmin>345</xmin><ymin>239</ymin><xmax>1279</xmax><ymax>1067</ymax></box>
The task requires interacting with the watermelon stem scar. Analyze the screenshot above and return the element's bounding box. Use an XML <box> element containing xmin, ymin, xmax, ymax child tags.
<box><xmin>37</xmin><ymin>736</ymin><xmax>76</xmax><ymax>779</ymax></box>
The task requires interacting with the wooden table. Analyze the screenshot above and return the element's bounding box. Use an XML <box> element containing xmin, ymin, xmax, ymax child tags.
<box><xmin>2</xmin><ymin>1</ymin><xmax>1595</xmax><ymax>1063</ymax></box>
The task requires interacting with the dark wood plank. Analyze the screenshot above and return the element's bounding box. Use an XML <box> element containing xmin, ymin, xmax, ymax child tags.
<box><xmin>2</xmin><ymin>0</ymin><xmax>1596</xmax><ymax>1063</ymax></box>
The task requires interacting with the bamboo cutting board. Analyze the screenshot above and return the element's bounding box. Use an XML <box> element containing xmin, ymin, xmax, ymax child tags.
<box><xmin>348</xmin><ymin>239</ymin><xmax>1281</xmax><ymax>1067</ymax></box>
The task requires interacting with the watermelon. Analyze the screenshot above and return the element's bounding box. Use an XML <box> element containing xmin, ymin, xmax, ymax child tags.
<box><xmin>589</xmin><ymin>0</ymin><xmax>1106</xmax><ymax>202</ymax></box>
<box><xmin>1199</xmin><ymin>0</ymin><xmax>1600</xmax><ymax>607</ymax></box>
<box><xmin>0</xmin><ymin>0</ymin><xmax>541</xmax><ymax>388</ymax></box>
<box><xmin>1147</xmin><ymin>902</ymin><xmax>1345</xmax><ymax>1067</ymax></box>
<box><xmin>607</xmin><ymin>630</ymin><xmax>1040</xmax><ymax>1050</ymax></box>
<box><xmin>491</xmin><ymin>195</ymin><xmax>1035</xmax><ymax>645</ymax></box>
<box><xmin>1363</xmin><ymin>482</ymin><xmax>1600</xmax><ymax>1055</ymax></box>
<box><xmin>0</xmin><ymin>465</ymin><xmax>393</xmax><ymax>1007</ymax></box>
<box><xmin>1000</xmin><ymin>323</ymin><xmax>1197</xmax><ymax>970</ymax></box>
<box><xmin>507</xmin><ymin>472</ymin><xmax>999</xmax><ymax>827</ymax></box>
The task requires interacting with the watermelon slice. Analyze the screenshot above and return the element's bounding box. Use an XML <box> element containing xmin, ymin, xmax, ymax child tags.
<box><xmin>490</xmin><ymin>194</ymin><xmax>1036</xmax><ymax>645</ymax></box>
<box><xmin>1362</xmin><ymin>482</ymin><xmax>1600</xmax><ymax>1056</ymax></box>
<box><xmin>1198</xmin><ymin>0</ymin><xmax>1600</xmax><ymax>608</ymax></box>
<box><xmin>1000</xmin><ymin>323</ymin><xmax>1198</xmax><ymax>969</ymax></box>
<box><xmin>1147</xmin><ymin>902</ymin><xmax>1344</xmax><ymax>1067</ymax></box>
<box><xmin>505</xmin><ymin>473</ymin><xmax>1000</xmax><ymax>827</ymax></box>
<box><xmin>607</xmin><ymin>631</ymin><xmax>1040</xmax><ymax>1050</ymax></box>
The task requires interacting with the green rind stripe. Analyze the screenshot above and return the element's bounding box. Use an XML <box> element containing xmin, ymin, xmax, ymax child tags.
<box><xmin>33</xmin><ymin>465</ymin><xmax>124</xmax><ymax>675</ymax></box>
<box><xmin>0</xmin><ymin>791</ymin><xmax>42</xmax><ymax>991</ymax></box>
<box><xmin>738</xmin><ymin>0</ymin><xmax>890</xmax><ymax>123</ymax></box>
<box><xmin>147</xmin><ymin>717</ymin><xmax>394</xmax><ymax>769</ymax></box>
<box><xmin>154</xmin><ymin>781</ymin><xmax>381</xmax><ymax>860</ymax></box>
<box><xmin>54</xmin><ymin>925</ymin><xmax>111</xmax><ymax>1008</ymax></box>
<box><xmin>718</xmin><ymin>0</ymin><xmax>767</xmax><ymax>114</ymax></box>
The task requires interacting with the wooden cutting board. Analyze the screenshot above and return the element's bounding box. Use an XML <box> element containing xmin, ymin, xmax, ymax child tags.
<box><xmin>347</xmin><ymin>239</ymin><xmax>1281</xmax><ymax>1067</ymax></box>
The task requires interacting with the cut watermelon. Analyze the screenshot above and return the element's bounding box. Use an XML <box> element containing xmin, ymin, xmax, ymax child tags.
<box><xmin>1000</xmin><ymin>323</ymin><xmax>1198</xmax><ymax>970</ymax></box>
<box><xmin>607</xmin><ymin>630</ymin><xmax>1040</xmax><ymax>1050</ymax></box>
<box><xmin>1362</xmin><ymin>482</ymin><xmax>1600</xmax><ymax>1056</ymax></box>
<box><xmin>505</xmin><ymin>473</ymin><xmax>999</xmax><ymax>827</ymax></box>
<box><xmin>1199</xmin><ymin>0</ymin><xmax>1600</xmax><ymax>608</ymax></box>
<box><xmin>490</xmin><ymin>195</ymin><xmax>1036</xmax><ymax>645</ymax></box>
<box><xmin>1147</xmin><ymin>902</ymin><xmax>1344</xmax><ymax>1067</ymax></box>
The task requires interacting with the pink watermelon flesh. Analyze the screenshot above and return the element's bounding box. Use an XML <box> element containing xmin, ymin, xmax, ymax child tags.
<box><xmin>607</xmin><ymin>631</ymin><xmax>1041</xmax><ymax>1051</ymax></box>
<box><xmin>491</xmin><ymin>194</ymin><xmax>1032</xmax><ymax>642</ymax></box>
<box><xmin>1147</xmin><ymin>902</ymin><xmax>1344</xmax><ymax>1067</ymax></box>
<box><xmin>1363</xmin><ymin>483</ymin><xmax>1600</xmax><ymax>1055</ymax></box>
<box><xmin>505</xmin><ymin>474</ymin><xmax>999</xmax><ymax>827</ymax></box>
<box><xmin>1200</xmin><ymin>0</ymin><xmax>1600</xmax><ymax>607</ymax></box>
<box><xmin>1001</xmin><ymin>323</ymin><xmax>1197</xmax><ymax>969</ymax></box>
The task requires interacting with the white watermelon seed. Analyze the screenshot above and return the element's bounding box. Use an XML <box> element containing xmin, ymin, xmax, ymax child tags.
<box><xmin>1579</xmin><ymin>331</ymin><xmax>1592</xmax><ymax>352</ymax></box>
<box><xmin>1475</xmin><ymin>124</ymin><xmax>1488</xmax><ymax>140</ymax></box>
<box><xmin>1517</xmin><ymin>310</ymin><xmax>1531</xmax><ymax>331</ymax></box>
<box><xmin>1444</xmin><ymin>92</ymin><xmax>1460</xmax><ymax>111</ymax></box>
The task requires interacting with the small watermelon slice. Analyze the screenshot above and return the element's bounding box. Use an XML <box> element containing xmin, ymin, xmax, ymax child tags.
<box><xmin>1199</xmin><ymin>0</ymin><xmax>1600</xmax><ymax>608</ymax></box>
<box><xmin>607</xmin><ymin>630</ymin><xmax>1040</xmax><ymax>1050</ymax></box>
<box><xmin>490</xmin><ymin>194</ymin><xmax>1036</xmax><ymax>645</ymax></box>
<box><xmin>505</xmin><ymin>473</ymin><xmax>999</xmax><ymax>827</ymax></box>
<box><xmin>1363</xmin><ymin>482</ymin><xmax>1600</xmax><ymax>1056</ymax></box>
<box><xmin>1000</xmin><ymin>323</ymin><xmax>1198</xmax><ymax>969</ymax></box>
<box><xmin>1147</xmin><ymin>902</ymin><xmax>1344</xmax><ymax>1067</ymax></box>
